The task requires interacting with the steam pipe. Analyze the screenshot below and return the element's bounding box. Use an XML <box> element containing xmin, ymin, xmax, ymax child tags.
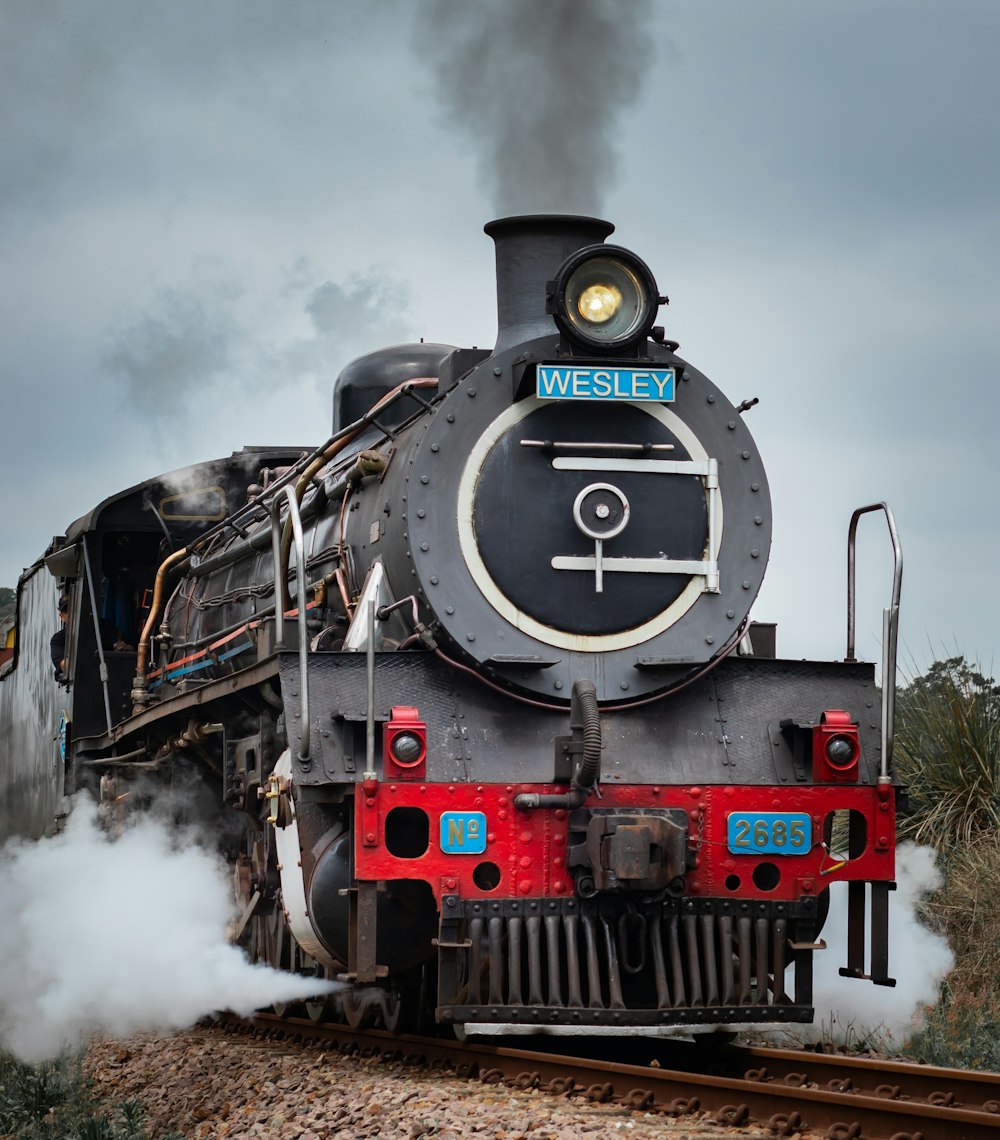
<box><xmin>514</xmin><ymin>679</ymin><xmax>601</xmax><ymax>810</ymax></box>
<box><xmin>132</xmin><ymin>545</ymin><xmax>191</xmax><ymax>710</ymax></box>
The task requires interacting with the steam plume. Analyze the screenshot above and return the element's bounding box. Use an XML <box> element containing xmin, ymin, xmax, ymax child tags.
<box><xmin>0</xmin><ymin>799</ymin><xmax>338</xmax><ymax>1062</ymax></box>
<box><xmin>808</xmin><ymin>844</ymin><xmax>953</xmax><ymax>1045</ymax></box>
<box><xmin>413</xmin><ymin>0</ymin><xmax>655</xmax><ymax>215</ymax></box>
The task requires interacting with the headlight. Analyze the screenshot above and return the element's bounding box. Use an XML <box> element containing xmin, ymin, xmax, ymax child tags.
<box><xmin>825</xmin><ymin>734</ymin><xmax>858</xmax><ymax>768</ymax></box>
<box><xmin>390</xmin><ymin>731</ymin><xmax>424</xmax><ymax>765</ymax></box>
<box><xmin>549</xmin><ymin>245</ymin><xmax>660</xmax><ymax>350</ymax></box>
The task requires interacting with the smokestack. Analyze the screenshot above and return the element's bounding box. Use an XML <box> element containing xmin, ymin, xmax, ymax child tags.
<box><xmin>485</xmin><ymin>214</ymin><xmax>614</xmax><ymax>353</ymax></box>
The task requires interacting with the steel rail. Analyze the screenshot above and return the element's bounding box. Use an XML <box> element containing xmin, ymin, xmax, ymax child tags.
<box><xmin>226</xmin><ymin>1013</ymin><xmax>1000</xmax><ymax>1139</ymax></box>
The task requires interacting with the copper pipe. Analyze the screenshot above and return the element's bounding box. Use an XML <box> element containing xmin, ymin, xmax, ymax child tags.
<box><xmin>333</xmin><ymin>566</ymin><xmax>353</xmax><ymax>618</ymax></box>
<box><xmin>278</xmin><ymin>377</ymin><xmax>438</xmax><ymax>609</ymax></box>
<box><xmin>135</xmin><ymin>545</ymin><xmax>190</xmax><ymax>677</ymax></box>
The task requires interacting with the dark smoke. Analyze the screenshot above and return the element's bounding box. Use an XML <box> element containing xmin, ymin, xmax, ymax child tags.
<box><xmin>413</xmin><ymin>0</ymin><xmax>655</xmax><ymax>215</ymax></box>
<box><xmin>104</xmin><ymin>266</ymin><xmax>412</xmax><ymax>436</ymax></box>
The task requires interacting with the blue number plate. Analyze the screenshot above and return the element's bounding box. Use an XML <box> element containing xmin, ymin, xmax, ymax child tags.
<box><xmin>727</xmin><ymin>812</ymin><xmax>811</xmax><ymax>855</ymax></box>
<box><xmin>536</xmin><ymin>365</ymin><xmax>675</xmax><ymax>402</ymax></box>
<box><xmin>440</xmin><ymin>811</ymin><xmax>487</xmax><ymax>855</ymax></box>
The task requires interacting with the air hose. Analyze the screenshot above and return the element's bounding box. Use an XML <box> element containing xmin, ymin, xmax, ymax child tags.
<box><xmin>514</xmin><ymin>678</ymin><xmax>601</xmax><ymax>810</ymax></box>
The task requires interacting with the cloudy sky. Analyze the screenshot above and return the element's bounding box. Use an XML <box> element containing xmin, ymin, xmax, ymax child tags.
<box><xmin>2</xmin><ymin>0</ymin><xmax>997</xmax><ymax>675</ymax></box>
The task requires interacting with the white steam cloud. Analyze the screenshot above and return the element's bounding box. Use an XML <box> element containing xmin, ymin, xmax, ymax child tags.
<box><xmin>808</xmin><ymin>843</ymin><xmax>953</xmax><ymax>1045</ymax></box>
<box><xmin>0</xmin><ymin>799</ymin><xmax>338</xmax><ymax>1062</ymax></box>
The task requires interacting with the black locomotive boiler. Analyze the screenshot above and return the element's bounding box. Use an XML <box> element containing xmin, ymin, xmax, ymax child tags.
<box><xmin>0</xmin><ymin>215</ymin><xmax>903</xmax><ymax>1036</ymax></box>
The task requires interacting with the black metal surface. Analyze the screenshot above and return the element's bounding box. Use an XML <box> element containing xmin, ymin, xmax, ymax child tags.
<box><xmin>472</xmin><ymin>401</ymin><xmax>704</xmax><ymax>633</ymax></box>
<box><xmin>366</xmin><ymin>338</ymin><xmax>772</xmax><ymax>703</ymax></box>
<box><xmin>484</xmin><ymin>215</ymin><xmax>615</xmax><ymax>352</ymax></box>
<box><xmin>436</xmin><ymin>894</ymin><xmax>818</xmax><ymax>1027</ymax></box>
<box><xmin>331</xmin><ymin>343</ymin><xmax>455</xmax><ymax>433</ymax></box>
<box><xmin>281</xmin><ymin>651</ymin><xmax>879</xmax><ymax>788</ymax></box>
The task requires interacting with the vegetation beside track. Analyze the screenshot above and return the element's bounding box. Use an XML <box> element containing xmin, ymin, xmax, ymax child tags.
<box><xmin>893</xmin><ymin>656</ymin><xmax>1000</xmax><ymax>1070</ymax></box>
<box><xmin>0</xmin><ymin>1048</ymin><xmax>182</xmax><ymax>1140</ymax></box>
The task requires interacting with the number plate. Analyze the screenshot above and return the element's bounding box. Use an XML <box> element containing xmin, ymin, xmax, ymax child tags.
<box><xmin>536</xmin><ymin>365</ymin><xmax>675</xmax><ymax>402</ymax></box>
<box><xmin>440</xmin><ymin>811</ymin><xmax>487</xmax><ymax>854</ymax></box>
<box><xmin>727</xmin><ymin>812</ymin><xmax>811</xmax><ymax>855</ymax></box>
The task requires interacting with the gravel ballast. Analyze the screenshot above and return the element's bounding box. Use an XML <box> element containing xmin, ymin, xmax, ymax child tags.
<box><xmin>83</xmin><ymin>1026</ymin><xmax>775</xmax><ymax>1138</ymax></box>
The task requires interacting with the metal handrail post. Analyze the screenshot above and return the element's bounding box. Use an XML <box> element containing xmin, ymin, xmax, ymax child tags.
<box><xmin>81</xmin><ymin>534</ymin><xmax>114</xmax><ymax>736</ymax></box>
<box><xmin>270</xmin><ymin>486</ymin><xmax>310</xmax><ymax>762</ymax></box>
<box><xmin>846</xmin><ymin>503</ymin><xmax>903</xmax><ymax>781</ymax></box>
<box><xmin>365</xmin><ymin>599</ymin><xmax>376</xmax><ymax>781</ymax></box>
<box><xmin>269</xmin><ymin>496</ymin><xmax>286</xmax><ymax>648</ymax></box>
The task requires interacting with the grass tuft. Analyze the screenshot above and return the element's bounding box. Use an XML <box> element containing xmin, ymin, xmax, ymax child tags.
<box><xmin>0</xmin><ymin>1048</ymin><xmax>181</xmax><ymax>1140</ymax></box>
<box><xmin>894</xmin><ymin>656</ymin><xmax>1000</xmax><ymax>847</ymax></box>
<box><xmin>890</xmin><ymin>659</ymin><xmax>1000</xmax><ymax>1069</ymax></box>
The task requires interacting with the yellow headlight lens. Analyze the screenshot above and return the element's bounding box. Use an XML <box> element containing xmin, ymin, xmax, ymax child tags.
<box><xmin>577</xmin><ymin>282</ymin><xmax>624</xmax><ymax>325</ymax></box>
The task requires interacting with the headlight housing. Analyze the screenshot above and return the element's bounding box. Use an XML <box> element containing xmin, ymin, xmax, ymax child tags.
<box><xmin>549</xmin><ymin>245</ymin><xmax>661</xmax><ymax>350</ymax></box>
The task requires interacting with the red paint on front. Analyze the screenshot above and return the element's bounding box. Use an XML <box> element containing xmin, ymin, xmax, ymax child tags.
<box><xmin>353</xmin><ymin>780</ymin><xmax>896</xmax><ymax>902</ymax></box>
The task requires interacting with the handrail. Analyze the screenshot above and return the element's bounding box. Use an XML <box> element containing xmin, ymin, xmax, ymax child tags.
<box><xmin>364</xmin><ymin>598</ymin><xmax>377</xmax><ymax>781</ymax></box>
<box><xmin>81</xmin><ymin>534</ymin><xmax>114</xmax><ymax>735</ymax></box>
<box><xmin>847</xmin><ymin>503</ymin><xmax>903</xmax><ymax>781</ymax></box>
<box><xmin>270</xmin><ymin>486</ymin><xmax>310</xmax><ymax>763</ymax></box>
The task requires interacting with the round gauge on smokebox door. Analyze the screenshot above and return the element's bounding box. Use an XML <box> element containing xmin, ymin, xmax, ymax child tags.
<box><xmin>471</xmin><ymin>401</ymin><xmax>708</xmax><ymax>637</ymax></box>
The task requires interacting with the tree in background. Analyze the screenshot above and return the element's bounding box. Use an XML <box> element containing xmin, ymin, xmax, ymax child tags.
<box><xmin>0</xmin><ymin>587</ymin><xmax>14</xmax><ymax>623</ymax></box>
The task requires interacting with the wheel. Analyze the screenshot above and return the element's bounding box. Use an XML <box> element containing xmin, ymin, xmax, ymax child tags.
<box><xmin>304</xmin><ymin>997</ymin><xmax>330</xmax><ymax>1022</ymax></box>
<box><xmin>341</xmin><ymin>986</ymin><xmax>377</xmax><ymax>1029</ymax></box>
<box><xmin>380</xmin><ymin>968</ymin><xmax>425</xmax><ymax>1034</ymax></box>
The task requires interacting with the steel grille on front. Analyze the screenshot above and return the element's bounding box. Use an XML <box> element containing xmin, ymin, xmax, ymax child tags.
<box><xmin>437</xmin><ymin>896</ymin><xmax>817</xmax><ymax>1028</ymax></box>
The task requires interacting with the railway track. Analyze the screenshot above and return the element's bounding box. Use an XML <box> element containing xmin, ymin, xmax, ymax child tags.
<box><xmin>226</xmin><ymin>1013</ymin><xmax>1000</xmax><ymax>1138</ymax></box>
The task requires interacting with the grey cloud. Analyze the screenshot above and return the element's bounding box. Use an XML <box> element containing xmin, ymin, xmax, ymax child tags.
<box><xmin>0</xmin><ymin>1</ymin><xmax>405</xmax><ymax>220</ymax></box>
<box><xmin>104</xmin><ymin>283</ymin><xmax>244</xmax><ymax>420</ymax></box>
<box><xmin>305</xmin><ymin>273</ymin><xmax>410</xmax><ymax>342</ymax></box>
<box><xmin>412</xmin><ymin>0</ymin><xmax>655</xmax><ymax>215</ymax></box>
<box><xmin>270</xmin><ymin>269</ymin><xmax>414</xmax><ymax>384</ymax></box>
<box><xmin>627</xmin><ymin>1</ymin><xmax>1000</xmax><ymax>249</ymax></box>
<box><xmin>102</xmin><ymin>266</ymin><xmax>413</xmax><ymax>435</ymax></box>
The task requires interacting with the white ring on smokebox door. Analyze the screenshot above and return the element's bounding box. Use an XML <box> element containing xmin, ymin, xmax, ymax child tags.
<box><xmin>455</xmin><ymin>396</ymin><xmax>722</xmax><ymax>653</ymax></box>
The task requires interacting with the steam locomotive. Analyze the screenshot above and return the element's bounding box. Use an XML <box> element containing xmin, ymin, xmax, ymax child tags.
<box><xmin>0</xmin><ymin>215</ymin><xmax>902</xmax><ymax>1036</ymax></box>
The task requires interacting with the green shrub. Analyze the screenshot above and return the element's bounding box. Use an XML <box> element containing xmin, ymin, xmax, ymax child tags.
<box><xmin>892</xmin><ymin>662</ymin><xmax>1000</xmax><ymax>1069</ymax></box>
<box><xmin>0</xmin><ymin>1049</ymin><xmax>180</xmax><ymax>1140</ymax></box>
<box><xmin>894</xmin><ymin>657</ymin><xmax>1000</xmax><ymax>847</ymax></box>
